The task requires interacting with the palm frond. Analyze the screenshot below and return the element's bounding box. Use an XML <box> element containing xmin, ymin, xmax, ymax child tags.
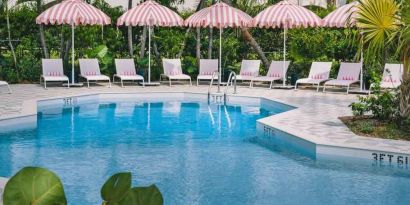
<box><xmin>356</xmin><ymin>0</ymin><xmax>400</xmax><ymax>64</ymax></box>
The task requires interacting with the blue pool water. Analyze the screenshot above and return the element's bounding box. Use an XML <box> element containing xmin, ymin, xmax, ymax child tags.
<box><xmin>0</xmin><ymin>97</ymin><xmax>410</xmax><ymax>205</ymax></box>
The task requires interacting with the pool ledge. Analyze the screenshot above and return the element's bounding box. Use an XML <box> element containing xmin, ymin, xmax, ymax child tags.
<box><xmin>1</xmin><ymin>90</ymin><xmax>410</xmax><ymax>164</ymax></box>
<box><xmin>258</xmin><ymin>108</ymin><xmax>410</xmax><ymax>163</ymax></box>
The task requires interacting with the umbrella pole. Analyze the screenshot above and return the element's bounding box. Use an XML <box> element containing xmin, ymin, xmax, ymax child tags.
<box><xmin>148</xmin><ymin>25</ymin><xmax>151</xmax><ymax>84</ymax></box>
<box><xmin>283</xmin><ymin>27</ymin><xmax>287</xmax><ymax>87</ymax></box>
<box><xmin>71</xmin><ymin>24</ymin><xmax>75</xmax><ymax>84</ymax></box>
<box><xmin>218</xmin><ymin>27</ymin><xmax>222</xmax><ymax>93</ymax></box>
<box><xmin>360</xmin><ymin>39</ymin><xmax>364</xmax><ymax>91</ymax></box>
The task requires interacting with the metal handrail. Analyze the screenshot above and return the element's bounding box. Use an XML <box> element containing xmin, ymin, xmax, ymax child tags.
<box><xmin>208</xmin><ymin>72</ymin><xmax>220</xmax><ymax>93</ymax></box>
<box><xmin>224</xmin><ymin>71</ymin><xmax>237</xmax><ymax>95</ymax></box>
<box><xmin>223</xmin><ymin>71</ymin><xmax>237</xmax><ymax>104</ymax></box>
<box><xmin>208</xmin><ymin>72</ymin><xmax>220</xmax><ymax>102</ymax></box>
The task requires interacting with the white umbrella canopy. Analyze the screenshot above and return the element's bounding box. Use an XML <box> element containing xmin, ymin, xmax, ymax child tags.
<box><xmin>185</xmin><ymin>2</ymin><xmax>253</xmax><ymax>88</ymax></box>
<box><xmin>322</xmin><ymin>1</ymin><xmax>365</xmax><ymax>91</ymax></box>
<box><xmin>117</xmin><ymin>0</ymin><xmax>184</xmax><ymax>85</ymax></box>
<box><xmin>253</xmin><ymin>0</ymin><xmax>321</xmax><ymax>87</ymax></box>
<box><xmin>36</xmin><ymin>0</ymin><xmax>111</xmax><ymax>85</ymax></box>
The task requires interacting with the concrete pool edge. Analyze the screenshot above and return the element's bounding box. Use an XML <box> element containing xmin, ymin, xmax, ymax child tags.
<box><xmin>258</xmin><ymin>114</ymin><xmax>410</xmax><ymax>164</ymax></box>
<box><xmin>1</xmin><ymin>91</ymin><xmax>410</xmax><ymax>164</ymax></box>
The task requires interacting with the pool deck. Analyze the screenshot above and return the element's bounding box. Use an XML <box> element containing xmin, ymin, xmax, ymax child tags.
<box><xmin>0</xmin><ymin>83</ymin><xmax>410</xmax><ymax>163</ymax></box>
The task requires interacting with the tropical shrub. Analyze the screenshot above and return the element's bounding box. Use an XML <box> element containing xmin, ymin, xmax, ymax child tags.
<box><xmin>347</xmin><ymin>0</ymin><xmax>410</xmax><ymax>135</ymax></box>
<box><xmin>0</xmin><ymin>1</ymin><xmax>366</xmax><ymax>85</ymax></box>
<box><xmin>350</xmin><ymin>88</ymin><xmax>399</xmax><ymax>121</ymax></box>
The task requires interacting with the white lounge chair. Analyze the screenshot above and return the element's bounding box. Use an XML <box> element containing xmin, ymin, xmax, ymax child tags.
<box><xmin>236</xmin><ymin>60</ymin><xmax>261</xmax><ymax>84</ymax></box>
<box><xmin>197</xmin><ymin>59</ymin><xmax>218</xmax><ymax>86</ymax></box>
<box><xmin>40</xmin><ymin>59</ymin><xmax>70</xmax><ymax>88</ymax></box>
<box><xmin>79</xmin><ymin>59</ymin><xmax>111</xmax><ymax>88</ymax></box>
<box><xmin>323</xmin><ymin>62</ymin><xmax>362</xmax><ymax>94</ymax></box>
<box><xmin>0</xmin><ymin>81</ymin><xmax>12</xmax><ymax>94</ymax></box>
<box><xmin>295</xmin><ymin>62</ymin><xmax>332</xmax><ymax>92</ymax></box>
<box><xmin>113</xmin><ymin>59</ymin><xmax>144</xmax><ymax>87</ymax></box>
<box><xmin>372</xmin><ymin>64</ymin><xmax>404</xmax><ymax>91</ymax></box>
<box><xmin>250</xmin><ymin>61</ymin><xmax>291</xmax><ymax>89</ymax></box>
<box><xmin>161</xmin><ymin>59</ymin><xmax>192</xmax><ymax>86</ymax></box>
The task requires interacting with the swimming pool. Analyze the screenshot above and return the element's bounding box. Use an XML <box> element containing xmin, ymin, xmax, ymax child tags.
<box><xmin>0</xmin><ymin>94</ymin><xmax>410</xmax><ymax>204</ymax></box>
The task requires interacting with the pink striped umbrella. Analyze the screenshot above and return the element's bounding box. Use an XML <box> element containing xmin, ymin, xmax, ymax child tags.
<box><xmin>36</xmin><ymin>0</ymin><xmax>111</xmax><ymax>86</ymax></box>
<box><xmin>322</xmin><ymin>1</ymin><xmax>359</xmax><ymax>28</ymax></box>
<box><xmin>185</xmin><ymin>2</ymin><xmax>253</xmax><ymax>28</ymax></box>
<box><xmin>185</xmin><ymin>2</ymin><xmax>253</xmax><ymax>87</ymax></box>
<box><xmin>36</xmin><ymin>0</ymin><xmax>111</xmax><ymax>26</ymax></box>
<box><xmin>253</xmin><ymin>0</ymin><xmax>321</xmax><ymax>87</ymax></box>
<box><xmin>117</xmin><ymin>0</ymin><xmax>183</xmax><ymax>27</ymax></box>
<box><xmin>117</xmin><ymin>0</ymin><xmax>184</xmax><ymax>85</ymax></box>
<box><xmin>322</xmin><ymin>2</ymin><xmax>365</xmax><ymax>91</ymax></box>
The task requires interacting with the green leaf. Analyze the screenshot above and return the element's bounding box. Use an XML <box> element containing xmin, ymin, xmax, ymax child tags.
<box><xmin>101</xmin><ymin>172</ymin><xmax>132</xmax><ymax>203</ymax></box>
<box><xmin>95</xmin><ymin>45</ymin><xmax>108</xmax><ymax>59</ymax></box>
<box><xmin>117</xmin><ymin>185</ymin><xmax>163</xmax><ymax>205</ymax></box>
<box><xmin>3</xmin><ymin>167</ymin><xmax>67</xmax><ymax>205</ymax></box>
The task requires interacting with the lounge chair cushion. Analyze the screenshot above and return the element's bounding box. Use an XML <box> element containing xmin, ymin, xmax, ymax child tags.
<box><xmin>380</xmin><ymin>64</ymin><xmax>403</xmax><ymax>89</ymax></box>
<box><xmin>197</xmin><ymin>75</ymin><xmax>218</xmax><ymax>80</ymax></box>
<box><xmin>199</xmin><ymin>59</ymin><xmax>218</xmax><ymax>76</ymax></box>
<box><xmin>239</xmin><ymin>60</ymin><xmax>261</xmax><ymax>79</ymax></box>
<box><xmin>296</xmin><ymin>78</ymin><xmax>326</xmax><ymax>84</ymax></box>
<box><xmin>252</xmin><ymin>76</ymin><xmax>282</xmax><ymax>82</ymax></box>
<box><xmin>82</xmin><ymin>75</ymin><xmax>110</xmax><ymax>81</ymax></box>
<box><xmin>380</xmin><ymin>81</ymin><xmax>401</xmax><ymax>88</ymax></box>
<box><xmin>42</xmin><ymin>76</ymin><xmax>69</xmax><ymax>82</ymax></box>
<box><xmin>116</xmin><ymin>75</ymin><xmax>144</xmax><ymax>81</ymax></box>
<box><xmin>41</xmin><ymin>59</ymin><xmax>69</xmax><ymax>83</ymax></box>
<box><xmin>168</xmin><ymin>74</ymin><xmax>191</xmax><ymax>80</ymax></box>
<box><xmin>324</xmin><ymin>79</ymin><xmax>358</xmax><ymax>86</ymax></box>
<box><xmin>0</xmin><ymin>81</ymin><xmax>9</xmax><ymax>85</ymax></box>
<box><xmin>236</xmin><ymin>75</ymin><xmax>256</xmax><ymax>81</ymax></box>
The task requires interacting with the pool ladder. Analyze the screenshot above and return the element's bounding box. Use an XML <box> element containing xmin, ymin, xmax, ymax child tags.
<box><xmin>208</xmin><ymin>71</ymin><xmax>237</xmax><ymax>104</ymax></box>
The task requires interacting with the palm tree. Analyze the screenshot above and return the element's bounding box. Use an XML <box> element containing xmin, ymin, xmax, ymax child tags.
<box><xmin>222</xmin><ymin>0</ymin><xmax>270</xmax><ymax>69</ymax></box>
<box><xmin>36</xmin><ymin>0</ymin><xmax>49</xmax><ymax>58</ymax></box>
<box><xmin>398</xmin><ymin>0</ymin><xmax>410</xmax><ymax>120</ymax></box>
<box><xmin>128</xmin><ymin>0</ymin><xmax>133</xmax><ymax>57</ymax></box>
<box><xmin>15</xmin><ymin>0</ymin><xmax>56</xmax><ymax>58</ymax></box>
<box><xmin>1</xmin><ymin>0</ymin><xmax>17</xmax><ymax>66</ymax></box>
<box><xmin>356</xmin><ymin>0</ymin><xmax>410</xmax><ymax>120</ymax></box>
<box><xmin>356</xmin><ymin>0</ymin><xmax>399</xmax><ymax>64</ymax></box>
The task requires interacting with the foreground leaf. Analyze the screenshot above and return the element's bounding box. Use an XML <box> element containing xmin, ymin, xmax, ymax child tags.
<box><xmin>3</xmin><ymin>167</ymin><xmax>67</xmax><ymax>205</ymax></box>
<box><xmin>118</xmin><ymin>185</ymin><xmax>163</xmax><ymax>205</ymax></box>
<box><xmin>101</xmin><ymin>172</ymin><xmax>132</xmax><ymax>203</ymax></box>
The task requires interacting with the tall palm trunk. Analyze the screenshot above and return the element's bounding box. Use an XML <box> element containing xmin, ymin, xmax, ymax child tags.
<box><xmin>196</xmin><ymin>28</ymin><xmax>201</xmax><ymax>62</ymax></box>
<box><xmin>208</xmin><ymin>27</ymin><xmax>213</xmax><ymax>59</ymax></box>
<box><xmin>5</xmin><ymin>9</ymin><xmax>17</xmax><ymax>66</ymax></box>
<box><xmin>139</xmin><ymin>26</ymin><xmax>147</xmax><ymax>58</ymax></box>
<box><xmin>37</xmin><ymin>0</ymin><xmax>49</xmax><ymax>58</ymax></box>
<box><xmin>195</xmin><ymin>0</ymin><xmax>205</xmax><ymax>63</ymax></box>
<box><xmin>151</xmin><ymin>28</ymin><xmax>161</xmax><ymax>65</ymax></box>
<box><xmin>64</xmin><ymin>39</ymin><xmax>72</xmax><ymax>64</ymax></box>
<box><xmin>39</xmin><ymin>25</ymin><xmax>49</xmax><ymax>58</ymax></box>
<box><xmin>177</xmin><ymin>28</ymin><xmax>191</xmax><ymax>58</ymax></box>
<box><xmin>240</xmin><ymin>28</ymin><xmax>270</xmax><ymax>69</ymax></box>
<box><xmin>400</xmin><ymin>47</ymin><xmax>410</xmax><ymax>119</ymax></box>
<box><xmin>127</xmin><ymin>0</ymin><xmax>133</xmax><ymax>57</ymax></box>
<box><xmin>208</xmin><ymin>0</ymin><xmax>215</xmax><ymax>59</ymax></box>
<box><xmin>222</xmin><ymin>0</ymin><xmax>270</xmax><ymax>69</ymax></box>
<box><xmin>177</xmin><ymin>0</ymin><xmax>205</xmax><ymax>58</ymax></box>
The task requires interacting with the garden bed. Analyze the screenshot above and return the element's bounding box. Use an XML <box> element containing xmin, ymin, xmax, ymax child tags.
<box><xmin>340</xmin><ymin>116</ymin><xmax>410</xmax><ymax>141</ymax></box>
